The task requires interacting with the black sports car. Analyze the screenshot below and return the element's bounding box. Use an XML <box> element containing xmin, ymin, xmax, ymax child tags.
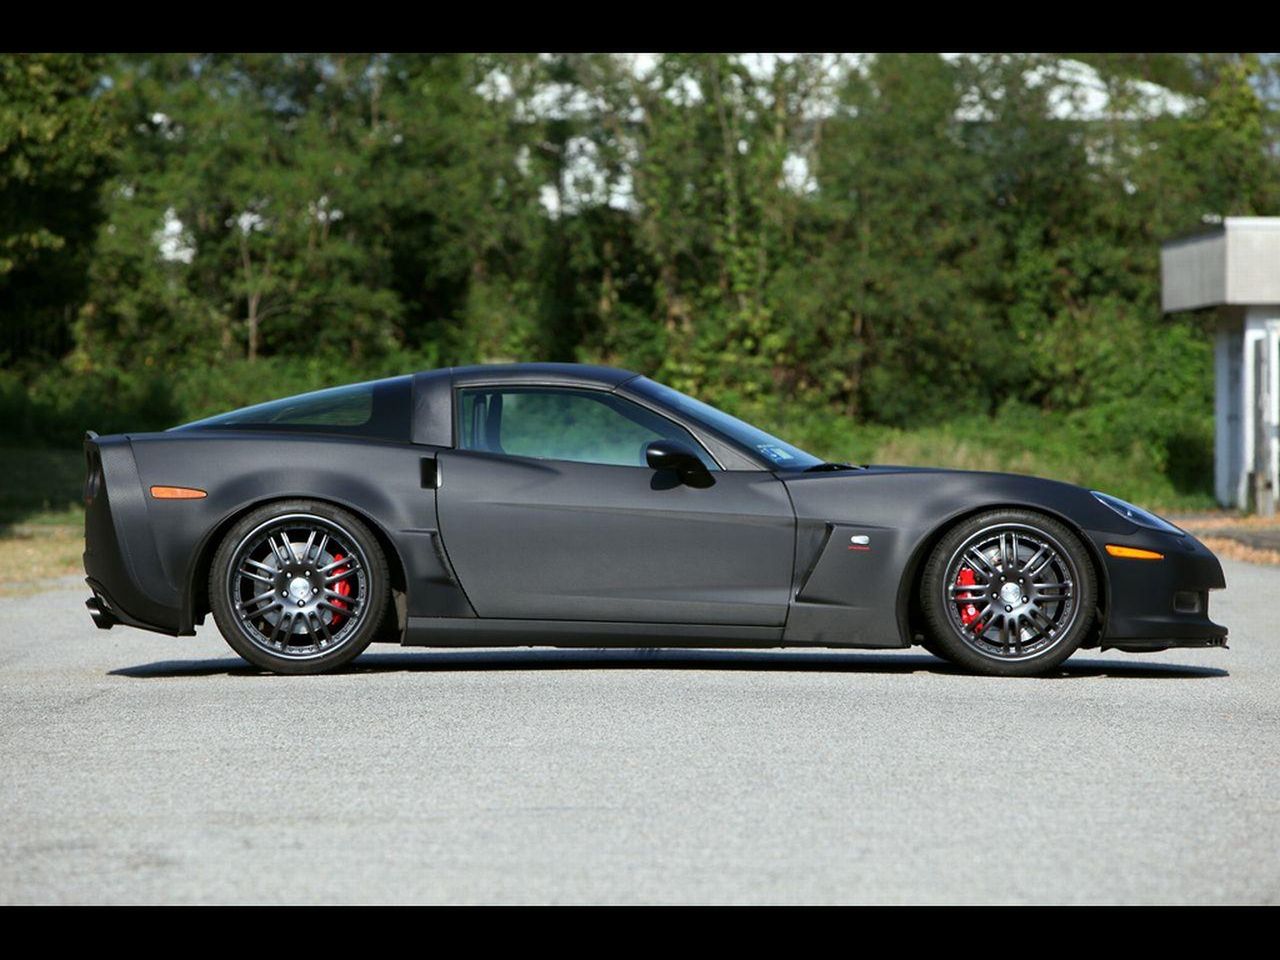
<box><xmin>82</xmin><ymin>363</ymin><xmax>1228</xmax><ymax>676</ymax></box>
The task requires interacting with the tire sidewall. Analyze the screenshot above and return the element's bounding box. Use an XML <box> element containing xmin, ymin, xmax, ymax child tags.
<box><xmin>209</xmin><ymin>499</ymin><xmax>390</xmax><ymax>675</ymax></box>
<box><xmin>920</xmin><ymin>508</ymin><xmax>1097</xmax><ymax>677</ymax></box>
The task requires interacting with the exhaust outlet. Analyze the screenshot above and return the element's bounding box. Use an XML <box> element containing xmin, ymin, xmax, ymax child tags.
<box><xmin>85</xmin><ymin>595</ymin><xmax>117</xmax><ymax>630</ymax></box>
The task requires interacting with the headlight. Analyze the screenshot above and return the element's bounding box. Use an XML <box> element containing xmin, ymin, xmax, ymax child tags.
<box><xmin>1091</xmin><ymin>491</ymin><xmax>1184</xmax><ymax>537</ymax></box>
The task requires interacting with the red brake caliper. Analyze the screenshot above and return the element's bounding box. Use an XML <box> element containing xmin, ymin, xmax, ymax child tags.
<box><xmin>328</xmin><ymin>553</ymin><xmax>351</xmax><ymax>627</ymax></box>
<box><xmin>955</xmin><ymin>567</ymin><xmax>981</xmax><ymax>631</ymax></box>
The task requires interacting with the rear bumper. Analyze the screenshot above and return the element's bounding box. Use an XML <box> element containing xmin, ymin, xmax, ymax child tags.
<box><xmin>84</xmin><ymin>577</ymin><xmax>179</xmax><ymax>635</ymax></box>
<box><xmin>82</xmin><ymin>434</ymin><xmax>188</xmax><ymax>636</ymax></box>
<box><xmin>1091</xmin><ymin>528</ymin><xmax>1228</xmax><ymax>649</ymax></box>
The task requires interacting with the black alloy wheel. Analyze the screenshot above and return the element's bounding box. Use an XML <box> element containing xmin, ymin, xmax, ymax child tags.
<box><xmin>920</xmin><ymin>509</ymin><xmax>1097</xmax><ymax>676</ymax></box>
<box><xmin>209</xmin><ymin>500</ymin><xmax>389</xmax><ymax>674</ymax></box>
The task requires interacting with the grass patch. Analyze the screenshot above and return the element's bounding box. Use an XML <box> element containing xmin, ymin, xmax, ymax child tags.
<box><xmin>0</xmin><ymin>524</ymin><xmax>84</xmax><ymax>595</ymax></box>
<box><xmin>0</xmin><ymin>446</ymin><xmax>86</xmax><ymax>529</ymax></box>
<box><xmin>0</xmin><ymin>447</ymin><xmax>85</xmax><ymax>594</ymax></box>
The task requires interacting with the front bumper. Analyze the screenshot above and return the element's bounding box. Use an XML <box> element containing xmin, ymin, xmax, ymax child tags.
<box><xmin>1090</xmin><ymin>527</ymin><xmax>1228</xmax><ymax>651</ymax></box>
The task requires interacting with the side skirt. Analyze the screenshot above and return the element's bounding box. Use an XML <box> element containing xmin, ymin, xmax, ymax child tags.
<box><xmin>403</xmin><ymin>617</ymin><xmax>790</xmax><ymax>648</ymax></box>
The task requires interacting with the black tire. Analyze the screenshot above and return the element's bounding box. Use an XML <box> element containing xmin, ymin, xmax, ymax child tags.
<box><xmin>209</xmin><ymin>499</ymin><xmax>390</xmax><ymax>675</ymax></box>
<box><xmin>917</xmin><ymin>636</ymin><xmax>949</xmax><ymax>661</ymax></box>
<box><xmin>919</xmin><ymin>508</ymin><xmax>1097</xmax><ymax>677</ymax></box>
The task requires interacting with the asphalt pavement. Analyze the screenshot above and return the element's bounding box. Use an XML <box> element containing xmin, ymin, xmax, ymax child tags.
<box><xmin>1</xmin><ymin>561</ymin><xmax>1277</xmax><ymax>904</ymax></box>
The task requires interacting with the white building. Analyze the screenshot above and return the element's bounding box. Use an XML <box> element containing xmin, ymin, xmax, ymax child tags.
<box><xmin>1161</xmin><ymin>218</ymin><xmax>1280</xmax><ymax>513</ymax></box>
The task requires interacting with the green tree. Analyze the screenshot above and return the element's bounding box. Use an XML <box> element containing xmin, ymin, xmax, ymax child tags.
<box><xmin>0</xmin><ymin>54</ymin><xmax>118</xmax><ymax>365</ymax></box>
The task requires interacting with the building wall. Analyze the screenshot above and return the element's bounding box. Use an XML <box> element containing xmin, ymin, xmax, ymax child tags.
<box><xmin>1227</xmin><ymin>220</ymin><xmax>1280</xmax><ymax>305</ymax></box>
<box><xmin>1215</xmin><ymin>318</ymin><xmax>1243</xmax><ymax>506</ymax></box>
<box><xmin>1210</xmin><ymin>308</ymin><xmax>1280</xmax><ymax>509</ymax></box>
<box><xmin>1163</xmin><ymin>230</ymin><xmax>1227</xmax><ymax>313</ymax></box>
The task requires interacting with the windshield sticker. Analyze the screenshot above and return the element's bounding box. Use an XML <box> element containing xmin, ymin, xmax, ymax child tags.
<box><xmin>756</xmin><ymin>445</ymin><xmax>795</xmax><ymax>462</ymax></box>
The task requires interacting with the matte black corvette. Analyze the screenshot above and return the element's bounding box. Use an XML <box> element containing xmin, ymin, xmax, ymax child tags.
<box><xmin>82</xmin><ymin>363</ymin><xmax>1228</xmax><ymax>676</ymax></box>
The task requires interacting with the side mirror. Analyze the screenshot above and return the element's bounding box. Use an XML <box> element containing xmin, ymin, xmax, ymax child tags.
<box><xmin>646</xmin><ymin>439</ymin><xmax>712</xmax><ymax>486</ymax></box>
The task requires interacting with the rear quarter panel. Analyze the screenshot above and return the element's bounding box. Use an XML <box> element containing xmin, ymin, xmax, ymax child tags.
<box><xmin>91</xmin><ymin>431</ymin><xmax>471</xmax><ymax>633</ymax></box>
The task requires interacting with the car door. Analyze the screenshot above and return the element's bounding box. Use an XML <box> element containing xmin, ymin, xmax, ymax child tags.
<box><xmin>434</xmin><ymin>385</ymin><xmax>796</xmax><ymax>626</ymax></box>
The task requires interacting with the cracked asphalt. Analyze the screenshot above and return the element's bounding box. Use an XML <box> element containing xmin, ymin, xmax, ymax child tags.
<box><xmin>1</xmin><ymin>560</ymin><xmax>1277</xmax><ymax>904</ymax></box>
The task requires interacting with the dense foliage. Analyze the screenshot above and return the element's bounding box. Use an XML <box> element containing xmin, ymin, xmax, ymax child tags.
<box><xmin>3</xmin><ymin>53</ymin><xmax>1278</xmax><ymax>508</ymax></box>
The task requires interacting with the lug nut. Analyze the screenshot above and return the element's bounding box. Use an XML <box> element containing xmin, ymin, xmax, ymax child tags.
<box><xmin>1004</xmin><ymin>605</ymin><xmax>1012</xmax><ymax>612</ymax></box>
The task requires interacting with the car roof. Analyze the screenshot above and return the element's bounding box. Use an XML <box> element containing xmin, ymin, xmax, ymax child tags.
<box><xmin>437</xmin><ymin>362</ymin><xmax>641</xmax><ymax>389</ymax></box>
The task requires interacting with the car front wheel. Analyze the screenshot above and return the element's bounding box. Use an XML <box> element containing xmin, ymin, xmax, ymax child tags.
<box><xmin>919</xmin><ymin>509</ymin><xmax>1097</xmax><ymax>677</ymax></box>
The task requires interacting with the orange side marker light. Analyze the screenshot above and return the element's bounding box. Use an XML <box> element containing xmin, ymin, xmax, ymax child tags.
<box><xmin>1105</xmin><ymin>544</ymin><xmax>1163</xmax><ymax>560</ymax></box>
<box><xmin>150</xmin><ymin>486</ymin><xmax>207</xmax><ymax>500</ymax></box>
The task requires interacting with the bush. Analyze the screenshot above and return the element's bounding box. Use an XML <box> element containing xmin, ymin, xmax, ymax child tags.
<box><xmin>0</xmin><ymin>346</ymin><xmax>439</xmax><ymax>448</ymax></box>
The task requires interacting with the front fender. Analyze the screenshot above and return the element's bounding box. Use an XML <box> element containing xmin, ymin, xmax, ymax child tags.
<box><xmin>779</xmin><ymin>467</ymin><xmax>1136</xmax><ymax>646</ymax></box>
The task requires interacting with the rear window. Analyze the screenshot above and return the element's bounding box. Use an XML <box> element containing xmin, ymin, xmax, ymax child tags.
<box><xmin>173</xmin><ymin>376</ymin><xmax>413</xmax><ymax>441</ymax></box>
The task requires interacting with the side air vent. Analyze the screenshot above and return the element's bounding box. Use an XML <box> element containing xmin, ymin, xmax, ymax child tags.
<box><xmin>420</xmin><ymin>457</ymin><xmax>440</xmax><ymax>490</ymax></box>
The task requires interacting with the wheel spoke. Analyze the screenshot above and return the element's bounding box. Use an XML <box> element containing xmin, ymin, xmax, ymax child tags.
<box><xmin>970</xmin><ymin>602</ymin><xmax>994</xmax><ymax>632</ymax></box>
<box><xmin>324</xmin><ymin>566</ymin><xmax>359</xmax><ymax>585</ymax></box>
<box><xmin>320</xmin><ymin>554</ymin><xmax>360</xmax><ymax>575</ymax></box>
<box><xmin>238</xmin><ymin>567</ymin><xmax>274</xmax><ymax>584</ymax></box>
<box><xmin>1024</xmin><ymin>608</ymin><xmax>1056</xmax><ymax>643</ymax></box>
<box><xmin>302</xmin><ymin>613</ymin><xmax>323</xmax><ymax>648</ymax></box>
<box><xmin>1023</xmin><ymin>545</ymin><xmax>1053</xmax><ymax>578</ymax></box>
<box><xmin>241</xmin><ymin>590</ymin><xmax>277</xmax><ymax>615</ymax></box>
<box><xmin>268</xmin><ymin>611</ymin><xmax>290</xmax><ymax>647</ymax></box>
<box><xmin>1036</xmin><ymin>582</ymin><xmax>1073</xmax><ymax>599</ymax></box>
<box><xmin>965</xmin><ymin>548</ymin><xmax>995</xmax><ymax>577</ymax></box>
<box><xmin>313</xmin><ymin>611</ymin><xmax>333</xmax><ymax>645</ymax></box>
<box><xmin>319</xmin><ymin>596</ymin><xmax>360</xmax><ymax>616</ymax></box>
<box><xmin>268</xmin><ymin>534</ymin><xmax>291</xmax><ymax>567</ymax></box>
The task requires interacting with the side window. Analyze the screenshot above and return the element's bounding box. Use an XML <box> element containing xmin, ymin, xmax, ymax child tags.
<box><xmin>456</xmin><ymin>387</ymin><xmax>718</xmax><ymax>469</ymax></box>
<box><xmin>177</xmin><ymin>376</ymin><xmax>413</xmax><ymax>441</ymax></box>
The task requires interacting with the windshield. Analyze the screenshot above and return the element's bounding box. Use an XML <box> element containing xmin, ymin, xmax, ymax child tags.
<box><xmin>631</xmin><ymin>377</ymin><xmax>823</xmax><ymax>469</ymax></box>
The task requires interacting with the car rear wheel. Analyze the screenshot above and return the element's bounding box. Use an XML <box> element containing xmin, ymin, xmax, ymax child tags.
<box><xmin>209</xmin><ymin>500</ymin><xmax>389</xmax><ymax>675</ymax></box>
<box><xmin>919</xmin><ymin>509</ymin><xmax>1097</xmax><ymax>677</ymax></box>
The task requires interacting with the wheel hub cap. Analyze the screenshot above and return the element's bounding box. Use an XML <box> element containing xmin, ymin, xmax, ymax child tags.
<box><xmin>999</xmin><ymin>581</ymin><xmax>1022</xmax><ymax>605</ymax></box>
<box><xmin>287</xmin><ymin>576</ymin><xmax>312</xmax><ymax>601</ymax></box>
